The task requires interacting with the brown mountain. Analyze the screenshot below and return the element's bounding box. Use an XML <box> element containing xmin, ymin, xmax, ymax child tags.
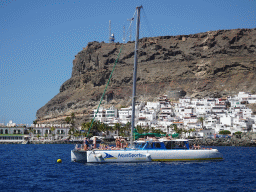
<box><xmin>36</xmin><ymin>28</ymin><xmax>256</xmax><ymax>125</ymax></box>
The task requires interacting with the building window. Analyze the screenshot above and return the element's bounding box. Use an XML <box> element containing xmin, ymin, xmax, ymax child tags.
<box><xmin>18</xmin><ymin>130</ymin><xmax>21</xmax><ymax>134</ymax></box>
<box><xmin>13</xmin><ymin>130</ymin><xmax>17</xmax><ymax>134</ymax></box>
<box><xmin>0</xmin><ymin>130</ymin><xmax>3</xmax><ymax>134</ymax></box>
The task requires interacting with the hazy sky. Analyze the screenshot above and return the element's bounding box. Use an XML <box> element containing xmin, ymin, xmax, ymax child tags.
<box><xmin>0</xmin><ymin>0</ymin><xmax>255</xmax><ymax>125</ymax></box>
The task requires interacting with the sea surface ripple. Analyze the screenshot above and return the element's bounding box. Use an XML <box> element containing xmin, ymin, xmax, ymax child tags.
<box><xmin>0</xmin><ymin>145</ymin><xmax>255</xmax><ymax>192</ymax></box>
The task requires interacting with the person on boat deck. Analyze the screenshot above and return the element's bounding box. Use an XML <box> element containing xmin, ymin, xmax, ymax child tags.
<box><xmin>125</xmin><ymin>139</ymin><xmax>128</xmax><ymax>148</ymax></box>
<box><xmin>99</xmin><ymin>143</ymin><xmax>103</xmax><ymax>150</ymax></box>
<box><xmin>116</xmin><ymin>137</ymin><xmax>121</xmax><ymax>148</ymax></box>
<box><xmin>115</xmin><ymin>137</ymin><xmax>119</xmax><ymax>148</ymax></box>
<box><xmin>93</xmin><ymin>136</ymin><xmax>97</xmax><ymax>149</ymax></box>
<box><xmin>193</xmin><ymin>144</ymin><xmax>201</xmax><ymax>150</ymax></box>
<box><xmin>83</xmin><ymin>137</ymin><xmax>89</xmax><ymax>150</ymax></box>
<box><xmin>120</xmin><ymin>137</ymin><xmax>125</xmax><ymax>148</ymax></box>
<box><xmin>164</xmin><ymin>134</ymin><xmax>171</xmax><ymax>140</ymax></box>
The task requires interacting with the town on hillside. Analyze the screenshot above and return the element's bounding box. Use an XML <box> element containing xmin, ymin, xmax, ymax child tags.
<box><xmin>0</xmin><ymin>92</ymin><xmax>256</xmax><ymax>143</ymax></box>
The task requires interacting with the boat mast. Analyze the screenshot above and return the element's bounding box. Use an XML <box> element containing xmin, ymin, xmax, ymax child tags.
<box><xmin>130</xmin><ymin>5</ymin><xmax>143</xmax><ymax>145</ymax></box>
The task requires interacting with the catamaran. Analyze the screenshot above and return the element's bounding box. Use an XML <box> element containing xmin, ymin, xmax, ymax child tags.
<box><xmin>71</xmin><ymin>6</ymin><xmax>223</xmax><ymax>163</ymax></box>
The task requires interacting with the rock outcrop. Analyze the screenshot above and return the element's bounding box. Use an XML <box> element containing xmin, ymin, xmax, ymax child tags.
<box><xmin>36</xmin><ymin>28</ymin><xmax>256</xmax><ymax>125</ymax></box>
<box><xmin>190</xmin><ymin>132</ymin><xmax>256</xmax><ymax>147</ymax></box>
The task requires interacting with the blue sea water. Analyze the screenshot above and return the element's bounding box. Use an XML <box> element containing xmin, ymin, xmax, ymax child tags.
<box><xmin>0</xmin><ymin>145</ymin><xmax>255</xmax><ymax>192</ymax></box>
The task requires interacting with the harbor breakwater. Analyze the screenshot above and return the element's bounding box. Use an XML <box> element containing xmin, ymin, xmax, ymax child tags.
<box><xmin>190</xmin><ymin>137</ymin><xmax>256</xmax><ymax>147</ymax></box>
<box><xmin>1</xmin><ymin>133</ymin><xmax>256</xmax><ymax>146</ymax></box>
<box><xmin>1</xmin><ymin>139</ymin><xmax>256</xmax><ymax>147</ymax></box>
<box><xmin>190</xmin><ymin>133</ymin><xmax>256</xmax><ymax>147</ymax></box>
<box><xmin>0</xmin><ymin>140</ymin><xmax>83</xmax><ymax>145</ymax></box>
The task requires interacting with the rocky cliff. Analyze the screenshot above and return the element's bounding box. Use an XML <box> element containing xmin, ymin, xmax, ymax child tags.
<box><xmin>36</xmin><ymin>28</ymin><xmax>256</xmax><ymax>125</ymax></box>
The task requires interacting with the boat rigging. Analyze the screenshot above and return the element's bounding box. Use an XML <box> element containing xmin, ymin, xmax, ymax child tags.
<box><xmin>71</xmin><ymin>6</ymin><xmax>223</xmax><ymax>163</ymax></box>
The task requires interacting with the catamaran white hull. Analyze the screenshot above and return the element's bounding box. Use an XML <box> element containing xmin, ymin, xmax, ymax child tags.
<box><xmin>71</xmin><ymin>150</ymin><xmax>87</xmax><ymax>162</ymax></box>
<box><xmin>71</xmin><ymin>149</ymin><xmax>223</xmax><ymax>163</ymax></box>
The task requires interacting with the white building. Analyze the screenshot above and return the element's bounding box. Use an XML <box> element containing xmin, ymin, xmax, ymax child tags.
<box><xmin>139</xmin><ymin>108</ymin><xmax>156</xmax><ymax>121</ymax></box>
<box><xmin>252</xmin><ymin>124</ymin><xmax>256</xmax><ymax>132</ymax></box>
<box><xmin>145</xmin><ymin>102</ymin><xmax>160</xmax><ymax>112</ymax></box>
<box><xmin>93</xmin><ymin>107</ymin><xmax>106</xmax><ymax>122</ymax></box>
<box><xmin>237</xmin><ymin>92</ymin><xmax>256</xmax><ymax>104</ymax></box>
<box><xmin>137</xmin><ymin>117</ymin><xmax>151</xmax><ymax>127</ymax></box>
<box><xmin>7</xmin><ymin>120</ymin><xmax>16</xmax><ymax>127</ymax></box>
<box><xmin>204</xmin><ymin>116</ymin><xmax>218</xmax><ymax>129</ymax></box>
<box><xmin>220</xmin><ymin>115</ymin><xmax>233</xmax><ymax>127</ymax></box>
<box><xmin>242</xmin><ymin>108</ymin><xmax>252</xmax><ymax>119</ymax></box>
<box><xmin>195</xmin><ymin>104</ymin><xmax>211</xmax><ymax>115</ymax></box>
<box><xmin>103</xmin><ymin>106</ymin><xmax>118</xmax><ymax>124</ymax></box>
<box><xmin>31</xmin><ymin>126</ymin><xmax>70</xmax><ymax>140</ymax></box>
<box><xmin>211</xmin><ymin>104</ymin><xmax>226</xmax><ymax>115</ymax></box>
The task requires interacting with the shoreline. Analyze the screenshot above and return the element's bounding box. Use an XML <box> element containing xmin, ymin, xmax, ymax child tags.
<box><xmin>0</xmin><ymin>138</ymin><xmax>255</xmax><ymax>147</ymax></box>
<box><xmin>0</xmin><ymin>140</ymin><xmax>83</xmax><ymax>145</ymax></box>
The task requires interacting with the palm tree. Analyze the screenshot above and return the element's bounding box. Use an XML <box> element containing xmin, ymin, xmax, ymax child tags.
<box><xmin>81</xmin><ymin>122</ymin><xmax>90</xmax><ymax>131</ymax></box>
<box><xmin>172</xmin><ymin>124</ymin><xmax>183</xmax><ymax>134</ymax></box>
<box><xmin>188</xmin><ymin>129</ymin><xmax>192</xmax><ymax>138</ymax></box>
<box><xmin>68</xmin><ymin>127</ymin><xmax>76</xmax><ymax>136</ymax></box>
<box><xmin>33</xmin><ymin>120</ymin><xmax>37</xmax><ymax>127</ymax></box>
<box><xmin>71</xmin><ymin>112</ymin><xmax>75</xmax><ymax>120</ymax></box>
<box><xmin>150</xmin><ymin>126</ymin><xmax>155</xmax><ymax>133</ymax></box>
<box><xmin>136</xmin><ymin>125</ymin><xmax>144</xmax><ymax>134</ymax></box>
<box><xmin>198</xmin><ymin>117</ymin><xmax>205</xmax><ymax>129</ymax></box>
<box><xmin>81</xmin><ymin>120</ymin><xmax>99</xmax><ymax>137</ymax></box>
<box><xmin>114</xmin><ymin>123</ymin><xmax>121</xmax><ymax>135</ymax></box>
<box><xmin>70</xmin><ymin>113</ymin><xmax>75</xmax><ymax>126</ymax></box>
<box><xmin>71</xmin><ymin>113</ymin><xmax>75</xmax><ymax>126</ymax></box>
<box><xmin>65</xmin><ymin>117</ymin><xmax>71</xmax><ymax>124</ymax></box>
<box><xmin>183</xmin><ymin>129</ymin><xmax>188</xmax><ymax>138</ymax></box>
<box><xmin>123</xmin><ymin>122</ymin><xmax>131</xmax><ymax>137</ymax></box>
<box><xmin>28</xmin><ymin>127</ymin><xmax>34</xmax><ymax>137</ymax></box>
<box><xmin>50</xmin><ymin>126</ymin><xmax>55</xmax><ymax>140</ymax></box>
<box><xmin>144</xmin><ymin>126</ymin><xmax>150</xmax><ymax>133</ymax></box>
<box><xmin>172</xmin><ymin>124</ymin><xmax>177</xmax><ymax>132</ymax></box>
<box><xmin>81</xmin><ymin>121</ymin><xmax>92</xmax><ymax>137</ymax></box>
<box><xmin>98</xmin><ymin>122</ymin><xmax>108</xmax><ymax>133</ymax></box>
<box><xmin>188</xmin><ymin>128</ymin><xmax>196</xmax><ymax>138</ymax></box>
<box><xmin>124</xmin><ymin>122</ymin><xmax>131</xmax><ymax>131</ymax></box>
<box><xmin>65</xmin><ymin>116</ymin><xmax>74</xmax><ymax>139</ymax></box>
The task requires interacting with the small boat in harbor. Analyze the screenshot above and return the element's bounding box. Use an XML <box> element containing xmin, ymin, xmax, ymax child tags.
<box><xmin>71</xmin><ymin>5</ymin><xmax>223</xmax><ymax>163</ymax></box>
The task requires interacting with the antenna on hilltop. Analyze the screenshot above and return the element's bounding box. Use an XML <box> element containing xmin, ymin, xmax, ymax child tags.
<box><xmin>109</xmin><ymin>20</ymin><xmax>115</xmax><ymax>43</ymax></box>
<box><xmin>123</xmin><ymin>25</ymin><xmax>125</xmax><ymax>43</ymax></box>
<box><xmin>109</xmin><ymin>20</ymin><xmax>111</xmax><ymax>43</ymax></box>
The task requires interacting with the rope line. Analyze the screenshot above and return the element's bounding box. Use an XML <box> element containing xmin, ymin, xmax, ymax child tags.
<box><xmin>141</xmin><ymin>8</ymin><xmax>152</xmax><ymax>38</ymax></box>
<box><xmin>86</xmin><ymin>45</ymin><xmax>124</xmax><ymax>137</ymax></box>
